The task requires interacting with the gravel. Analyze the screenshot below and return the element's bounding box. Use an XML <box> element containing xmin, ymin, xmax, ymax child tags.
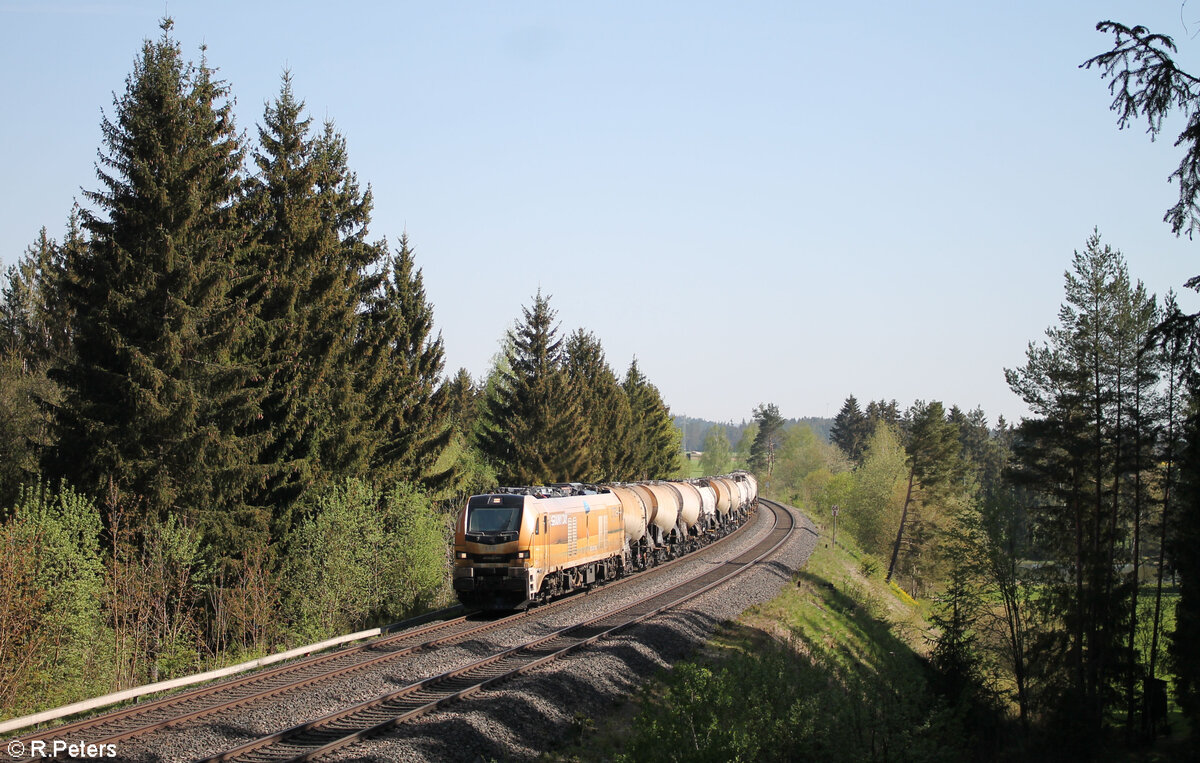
<box><xmin>106</xmin><ymin>503</ymin><xmax>818</xmax><ymax>763</ymax></box>
<box><xmin>329</xmin><ymin>503</ymin><xmax>819</xmax><ymax>763</ymax></box>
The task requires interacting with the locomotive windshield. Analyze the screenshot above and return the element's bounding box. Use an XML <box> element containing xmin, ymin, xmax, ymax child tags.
<box><xmin>465</xmin><ymin>494</ymin><xmax>525</xmax><ymax>534</ymax></box>
<box><xmin>467</xmin><ymin>507</ymin><xmax>523</xmax><ymax>533</ymax></box>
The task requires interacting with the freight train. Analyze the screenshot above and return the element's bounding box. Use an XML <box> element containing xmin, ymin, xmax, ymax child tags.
<box><xmin>452</xmin><ymin>472</ymin><xmax>759</xmax><ymax>610</ymax></box>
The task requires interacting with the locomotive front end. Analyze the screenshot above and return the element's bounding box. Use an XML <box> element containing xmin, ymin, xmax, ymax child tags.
<box><xmin>453</xmin><ymin>494</ymin><xmax>537</xmax><ymax>610</ymax></box>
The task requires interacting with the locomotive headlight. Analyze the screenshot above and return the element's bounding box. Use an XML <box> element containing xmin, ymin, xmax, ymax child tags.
<box><xmin>456</xmin><ymin>552</ymin><xmax>469</xmax><ymax>559</ymax></box>
<box><xmin>515</xmin><ymin>550</ymin><xmax>530</xmax><ymax>559</ymax></box>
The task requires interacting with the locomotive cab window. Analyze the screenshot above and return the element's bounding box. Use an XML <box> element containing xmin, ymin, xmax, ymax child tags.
<box><xmin>467</xmin><ymin>507</ymin><xmax>522</xmax><ymax>533</ymax></box>
<box><xmin>465</xmin><ymin>495</ymin><xmax>524</xmax><ymax>533</ymax></box>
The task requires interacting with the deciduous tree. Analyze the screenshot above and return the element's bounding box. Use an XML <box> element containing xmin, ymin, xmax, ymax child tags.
<box><xmin>699</xmin><ymin>425</ymin><xmax>732</xmax><ymax>476</ymax></box>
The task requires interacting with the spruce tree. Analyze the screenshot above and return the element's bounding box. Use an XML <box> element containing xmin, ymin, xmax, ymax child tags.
<box><xmin>2</xmin><ymin>230</ymin><xmax>55</xmax><ymax>366</ymax></box>
<box><xmin>310</xmin><ymin>123</ymin><xmax>384</xmax><ymax>481</ymax></box>
<box><xmin>0</xmin><ymin>225</ymin><xmax>75</xmax><ymax>503</ymax></box>
<box><xmin>830</xmin><ymin>395</ymin><xmax>870</xmax><ymax>462</ymax></box>
<box><xmin>865</xmin><ymin>398</ymin><xmax>901</xmax><ymax>431</ymax></box>
<box><xmin>623</xmin><ymin>358</ymin><xmax>680</xmax><ymax>480</ymax></box>
<box><xmin>563</xmin><ymin>329</ymin><xmax>634</xmax><ymax>481</ymax></box>
<box><xmin>477</xmin><ymin>292</ymin><xmax>588</xmax><ymax>484</ymax></box>
<box><xmin>241</xmin><ymin>75</ymin><xmax>323</xmax><ymax>516</ymax></box>
<box><xmin>443</xmin><ymin>367</ymin><xmax>478</xmax><ymax>436</ymax></box>
<box><xmin>241</xmin><ymin>76</ymin><xmax>386</xmax><ymax>529</ymax></box>
<box><xmin>52</xmin><ymin>20</ymin><xmax>259</xmax><ymax>527</ymax></box>
<box><xmin>360</xmin><ymin>234</ymin><xmax>452</xmax><ymax>490</ymax></box>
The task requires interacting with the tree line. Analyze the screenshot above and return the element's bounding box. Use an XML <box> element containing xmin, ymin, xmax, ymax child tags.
<box><xmin>0</xmin><ymin>20</ymin><xmax>680</xmax><ymax>720</ymax></box>
<box><xmin>676</xmin><ymin>414</ymin><xmax>833</xmax><ymax>454</ymax></box>
<box><xmin>747</xmin><ymin>233</ymin><xmax>1200</xmax><ymax>756</ymax></box>
<box><xmin>721</xmin><ymin>17</ymin><xmax>1200</xmax><ymax>753</ymax></box>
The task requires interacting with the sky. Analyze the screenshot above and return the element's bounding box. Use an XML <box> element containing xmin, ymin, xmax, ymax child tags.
<box><xmin>3</xmin><ymin>1</ymin><xmax>1200</xmax><ymax>426</ymax></box>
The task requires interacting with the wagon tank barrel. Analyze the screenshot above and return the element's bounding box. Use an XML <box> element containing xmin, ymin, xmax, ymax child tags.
<box><xmin>452</xmin><ymin>472</ymin><xmax>759</xmax><ymax>610</ymax></box>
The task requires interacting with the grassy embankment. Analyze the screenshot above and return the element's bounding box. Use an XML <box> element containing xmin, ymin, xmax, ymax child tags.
<box><xmin>544</xmin><ymin>510</ymin><xmax>960</xmax><ymax>762</ymax></box>
<box><xmin>544</xmin><ymin>507</ymin><xmax>1194</xmax><ymax>762</ymax></box>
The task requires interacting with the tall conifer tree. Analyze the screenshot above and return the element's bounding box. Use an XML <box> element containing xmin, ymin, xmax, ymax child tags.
<box><xmin>623</xmin><ymin>359</ymin><xmax>680</xmax><ymax>480</ymax></box>
<box><xmin>563</xmin><ymin>329</ymin><xmax>634</xmax><ymax>481</ymax></box>
<box><xmin>831</xmin><ymin>395</ymin><xmax>870</xmax><ymax>462</ymax></box>
<box><xmin>52</xmin><ymin>20</ymin><xmax>259</xmax><ymax>527</ymax></box>
<box><xmin>241</xmin><ymin>75</ymin><xmax>384</xmax><ymax>522</ymax></box>
<box><xmin>308</xmin><ymin>122</ymin><xmax>382</xmax><ymax>482</ymax></box>
<box><xmin>360</xmin><ymin>234</ymin><xmax>452</xmax><ymax>490</ymax></box>
<box><xmin>1005</xmin><ymin>232</ymin><xmax>1156</xmax><ymax>744</ymax></box>
<box><xmin>241</xmin><ymin>74</ymin><xmax>390</xmax><ymax>531</ymax></box>
<box><xmin>443</xmin><ymin>367</ymin><xmax>478</xmax><ymax>436</ymax></box>
<box><xmin>241</xmin><ymin>74</ymin><xmax>323</xmax><ymax>516</ymax></box>
<box><xmin>477</xmin><ymin>292</ymin><xmax>587</xmax><ymax>484</ymax></box>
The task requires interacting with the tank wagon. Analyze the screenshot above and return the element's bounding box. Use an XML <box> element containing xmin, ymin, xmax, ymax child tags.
<box><xmin>453</xmin><ymin>471</ymin><xmax>759</xmax><ymax>610</ymax></box>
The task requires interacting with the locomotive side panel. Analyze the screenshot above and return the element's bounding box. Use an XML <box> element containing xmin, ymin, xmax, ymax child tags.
<box><xmin>537</xmin><ymin>494</ymin><xmax>624</xmax><ymax>573</ymax></box>
<box><xmin>454</xmin><ymin>492</ymin><xmax>625</xmax><ymax>609</ymax></box>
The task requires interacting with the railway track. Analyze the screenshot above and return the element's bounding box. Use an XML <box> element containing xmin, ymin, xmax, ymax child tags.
<box><xmin>199</xmin><ymin>499</ymin><xmax>794</xmax><ymax>762</ymax></box>
<box><xmin>1</xmin><ymin>502</ymin><xmax>771</xmax><ymax>760</ymax></box>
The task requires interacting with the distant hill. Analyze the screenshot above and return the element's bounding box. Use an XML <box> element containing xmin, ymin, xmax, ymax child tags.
<box><xmin>674</xmin><ymin>415</ymin><xmax>834</xmax><ymax>453</ymax></box>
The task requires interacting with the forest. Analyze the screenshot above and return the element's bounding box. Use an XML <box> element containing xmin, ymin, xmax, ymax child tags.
<box><xmin>4</xmin><ymin>14</ymin><xmax>1200</xmax><ymax>762</ymax></box>
<box><xmin>730</xmin><ymin>267</ymin><xmax>1196</xmax><ymax>756</ymax></box>
<box><xmin>0</xmin><ymin>20</ymin><xmax>682</xmax><ymax>720</ymax></box>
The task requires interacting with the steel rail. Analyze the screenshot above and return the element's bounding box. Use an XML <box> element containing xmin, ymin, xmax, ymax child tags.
<box><xmin>0</xmin><ymin>610</ymin><xmax>471</xmax><ymax>748</ymax></box>
<box><xmin>3</xmin><ymin>505</ymin><xmax>757</xmax><ymax>755</ymax></box>
<box><xmin>203</xmin><ymin>500</ymin><xmax>792</xmax><ymax>763</ymax></box>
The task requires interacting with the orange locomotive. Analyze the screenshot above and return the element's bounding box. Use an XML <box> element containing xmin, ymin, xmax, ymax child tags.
<box><xmin>452</xmin><ymin>472</ymin><xmax>758</xmax><ymax>610</ymax></box>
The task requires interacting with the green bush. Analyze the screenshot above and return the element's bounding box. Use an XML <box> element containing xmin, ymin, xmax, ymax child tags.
<box><xmin>284</xmin><ymin>479</ymin><xmax>384</xmax><ymax>640</ymax></box>
<box><xmin>0</xmin><ymin>482</ymin><xmax>112</xmax><ymax>717</ymax></box>
<box><xmin>283</xmin><ymin>478</ymin><xmax>450</xmax><ymax>641</ymax></box>
<box><xmin>378</xmin><ymin>481</ymin><xmax>451</xmax><ymax>616</ymax></box>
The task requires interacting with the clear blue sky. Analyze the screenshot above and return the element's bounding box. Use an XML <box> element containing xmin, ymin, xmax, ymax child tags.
<box><xmin>3</xmin><ymin>1</ymin><xmax>1199</xmax><ymax>425</ymax></box>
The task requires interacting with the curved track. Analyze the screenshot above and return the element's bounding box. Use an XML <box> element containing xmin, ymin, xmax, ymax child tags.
<box><xmin>200</xmin><ymin>500</ymin><xmax>794</xmax><ymax>762</ymax></box>
<box><xmin>1</xmin><ymin>502</ymin><xmax>764</xmax><ymax>759</ymax></box>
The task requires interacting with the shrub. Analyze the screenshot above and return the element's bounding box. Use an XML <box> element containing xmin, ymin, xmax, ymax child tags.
<box><xmin>378</xmin><ymin>482</ymin><xmax>451</xmax><ymax>616</ymax></box>
<box><xmin>283</xmin><ymin>478</ymin><xmax>450</xmax><ymax>641</ymax></box>
<box><xmin>0</xmin><ymin>482</ymin><xmax>112</xmax><ymax>716</ymax></box>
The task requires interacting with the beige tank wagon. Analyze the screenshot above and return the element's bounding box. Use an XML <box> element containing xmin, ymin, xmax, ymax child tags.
<box><xmin>452</xmin><ymin>472</ymin><xmax>759</xmax><ymax>610</ymax></box>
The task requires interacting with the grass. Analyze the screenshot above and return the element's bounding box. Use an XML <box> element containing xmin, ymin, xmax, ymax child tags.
<box><xmin>679</xmin><ymin>457</ymin><xmax>705</xmax><ymax>479</ymax></box>
<box><xmin>542</xmin><ymin>512</ymin><xmax>935</xmax><ymax>762</ymax></box>
<box><xmin>542</xmin><ymin>509</ymin><xmax>1196</xmax><ymax>762</ymax></box>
